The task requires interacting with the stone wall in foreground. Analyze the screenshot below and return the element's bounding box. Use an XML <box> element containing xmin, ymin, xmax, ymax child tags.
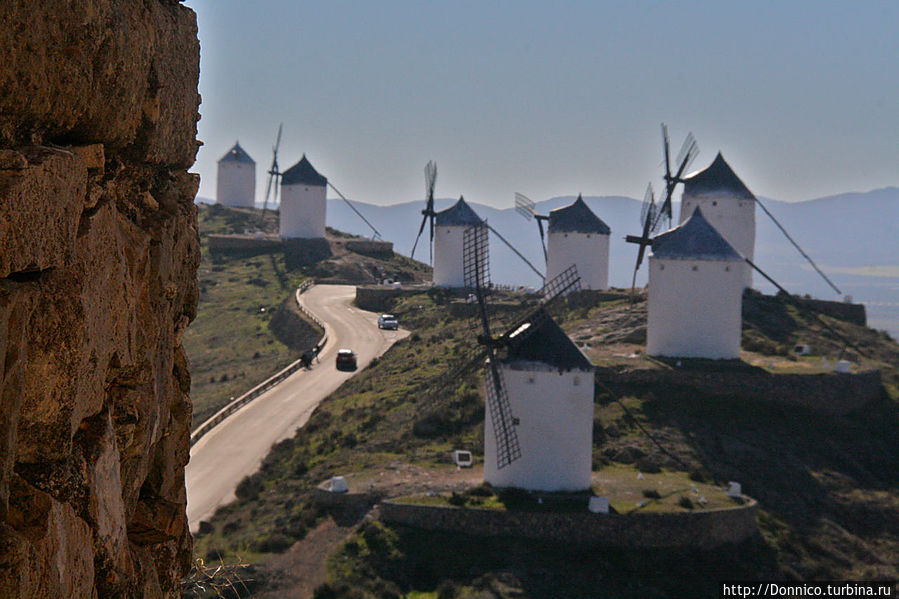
<box><xmin>0</xmin><ymin>1</ymin><xmax>201</xmax><ymax>596</ymax></box>
<box><xmin>380</xmin><ymin>499</ymin><xmax>759</xmax><ymax>550</ymax></box>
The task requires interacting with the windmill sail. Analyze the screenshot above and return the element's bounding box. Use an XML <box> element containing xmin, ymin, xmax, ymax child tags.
<box><xmin>463</xmin><ymin>224</ymin><xmax>522</xmax><ymax>469</ymax></box>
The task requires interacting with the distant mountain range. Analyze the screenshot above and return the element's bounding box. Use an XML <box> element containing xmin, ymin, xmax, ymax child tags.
<box><xmin>197</xmin><ymin>186</ymin><xmax>899</xmax><ymax>335</ymax></box>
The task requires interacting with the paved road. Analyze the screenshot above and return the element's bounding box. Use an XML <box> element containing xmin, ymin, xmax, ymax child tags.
<box><xmin>186</xmin><ymin>284</ymin><xmax>408</xmax><ymax>531</ymax></box>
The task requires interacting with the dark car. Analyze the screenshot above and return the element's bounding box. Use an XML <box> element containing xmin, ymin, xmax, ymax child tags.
<box><xmin>335</xmin><ymin>348</ymin><xmax>357</xmax><ymax>370</ymax></box>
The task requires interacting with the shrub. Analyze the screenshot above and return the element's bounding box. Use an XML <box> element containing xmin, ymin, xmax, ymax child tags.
<box><xmin>235</xmin><ymin>475</ymin><xmax>263</xmax><ymax>501</ymax></box>
<box><xmin>678</xmin><ymin>496</ymin><xmax>694</xmax><ymax>510</ymax></box>
<box><xmin>448</xmin><ymin>492</ymin><xmax>466</xmax><ymax>506</ymax></box>
<box><xmin>642</xmin><ymin>489</ymin><xmax>661</xmax><ymax>499</ymax></box>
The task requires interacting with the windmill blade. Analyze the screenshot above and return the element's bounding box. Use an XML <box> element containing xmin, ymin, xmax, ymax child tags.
<box><xmin>410</xmin><ymin>213</ymin><xmax>429</xmax><ymax>259</ymax></box>
<box><xmin>514</xmin><ymin>192</ymin><xmax>536</xmax><ymax>220</ymax></box>
<box><xmin>261</xmin><ymin>123</ymin><xmax>283</xmax><ymax>226</ymax></box>
<box><xmin>495</xmin><ymin>266</ymin><xmax>581</xmax><ymax>350</ymax></box>
<box><xmin>538</xmin><ymin>264</ymin><xmax>581</xmax><ymax>304</ymax></box>
<box><xmin>463</xmin><ymin>224</ymin><xmax>521</xmax><ymax>470</ymax></box>
<box><xmin>484</xmin><ymin>357</ymin><xmax>522</xmax><ymax>469</ymax></box>
<box><xmin>273</xmin><ymin>123</ymin><xmax>283</xmax><ymax>154</ymax></box>
<box><xmin>640</xmin><ymin>182</ymin><xmax>655</xmax><ymax>227</ymax></box>
<box><xmin>661</xmin><ymin>123</ymin><xmax>672</xmax><ymax>181</ymax></box>
<box><xmin>463</xmin><ymin>224</ymin><xmax>491</xmax><ymax>291</ymax></box>
<box><xmin>425</xmin><ymin>160</ymin><xmax>437</xmax><ymax>203</ymax></box>
<box><xmin>411</xmin><ymin>160</ymin><xmax>438</xmax><ymax>260</ymax></box>
<box><xmin>675</xmin><ymin>132</ymin><xmax>698</xmax><ymax>175</ymax></box>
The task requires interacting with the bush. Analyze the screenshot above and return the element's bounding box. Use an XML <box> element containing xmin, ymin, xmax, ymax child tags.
<box><xmin>642</xmin><ymin>489</ymin><xmax>661</xmax><ymax>499</ymax></box>
<box><xmin>467</xmin><ymin>483</ymin><xmax>494</xmax><ymax>497</ymax></box>
<box><xmin>448</xmin><ymin>492</ymin><xmax>466</xmax><ymax>506</ymax></box>
<box><xmin>250</xmin><ymin>533</ymin><xmax>292</xmax><ymax>553</ymax></box>
<box><xmin>678</xmin><ymin>496</ymin><xmax>694</xmax><ymax>510</ymax></box>
<box><xmin>235</xmin><ymin>475</ymin><xmax>263</xmax><ymax>501</ymax></box>
<box><xmin>688</xmin><ymin>471</ymin><xmax>707</xmax><ymax>483</ymax></box>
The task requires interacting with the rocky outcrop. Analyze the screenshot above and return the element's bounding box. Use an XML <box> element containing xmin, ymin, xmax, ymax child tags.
<box><xmin>0</xmin><ymin>2</ymin><xmax>200</xmax><ymax>597</ymax></box>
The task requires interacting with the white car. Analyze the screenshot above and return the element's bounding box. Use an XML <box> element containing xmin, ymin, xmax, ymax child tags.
<box><xmin>377</xmin><ymin>314</ymin><xmax>399</xmax><ymax>330</ymax></box>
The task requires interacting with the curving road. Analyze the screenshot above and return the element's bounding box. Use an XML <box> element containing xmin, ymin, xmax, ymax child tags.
<box><xmin>186</xmin><ymin>284</ymin><xmax>408</xmax><ymax>531</ymax></box>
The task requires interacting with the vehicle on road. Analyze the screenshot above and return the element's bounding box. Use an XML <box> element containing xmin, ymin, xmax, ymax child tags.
<box><xmin>377</xmin><ymin>314</ymin><xmax>399</xmax><ymax>330</ymax></box>
<box><xmin>335</xmin><ymin>348</ymin><xmax>357</xmax><ymax>370</ymax></box>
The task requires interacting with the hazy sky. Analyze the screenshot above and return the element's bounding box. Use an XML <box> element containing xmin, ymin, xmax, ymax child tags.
<box><xmin>185</xmin><ymin>1</ymin><xmax>897</xmax><ymax>208</ymax></box>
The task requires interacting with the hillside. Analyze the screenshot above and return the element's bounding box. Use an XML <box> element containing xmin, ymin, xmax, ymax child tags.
<box><xmin>184</xmin><ymin>204</ymin><xmax>430</xmax><ymax>429</ymax></box>
<box><xmin>189</xmin><ymin>288</ymin><xmax>899</xmax><ymax>598</ymax></box>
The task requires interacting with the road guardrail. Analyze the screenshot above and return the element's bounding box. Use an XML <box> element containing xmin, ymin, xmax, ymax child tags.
<box><xmin>190</xmin><ymin>279</ymin><xmax>326</xmax><ymax>446</ymax></box>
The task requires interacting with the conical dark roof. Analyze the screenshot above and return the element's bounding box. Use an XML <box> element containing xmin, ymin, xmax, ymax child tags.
<box><xmin>282</xmin><ymin>154</ymin><xmax>327</xmax><ymax>187</ymax></box>
<box><xmin>684</xmin><ymin>152</ymin><xmax>754</xmax><ymax>200</ymax></box>
<box><xmin>219</xmin><ymin>142</ymin><xmax>255</xmax><ymax>164</ymax></box>
<box><xmin>504</xmin><ymin>310</ymin><xmax>593</xmax><ymax>371</ymax></box>
<box><xmin>435</xmin><ymin>196</ymin><xmax>483</xmax><ymax>226</ymax></box>
<box><xmin>651</xmin><ymin>207</ymin><xmax>742</xmax><ymax>261</ymax></box>
<box><xmin>547</xmin><ymin>194</ymin><xmax>611</xmax><ymax>234</ymax></box>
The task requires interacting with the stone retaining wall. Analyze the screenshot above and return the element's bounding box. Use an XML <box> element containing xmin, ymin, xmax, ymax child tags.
<box><xmin>344</xmin><ymin>239</ymin><xmax>394</xmax><ymax>258</ymax></box>
<box><xmin>596</xmin><ymin>367</ymin><xmax>883</xmax><ymax>415</ymax></box>
<box><xmin>354</xmin><ymin>286</ymin><xmax>429</xmax><ymax>312</ymax></box>
<box><xmin>207</xmin><ymin>233</ymin><xmax>282</xmax><ymax>256</ymax></box>
<box><xmin>379</xmin><ymin>500</ymin><xmax>759</xmax><ymax>549</ymax></box>
<box><xmin>791</xmin><ymin>296</ymin><xmax>867</xmax><ymax>326</ymax></box>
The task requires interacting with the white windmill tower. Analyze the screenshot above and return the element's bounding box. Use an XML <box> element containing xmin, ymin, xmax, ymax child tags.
<box><xmin>516</xmin><ymin>193</ymin><xmax>611</xmax><ymax>292</ymax></box>
<box><xmin>545</xmin><ymin>195</ymin><xmax>611</xmax><ymax>291</ymax></box>
<box><xmin>679</xmin><ymin>152</ymin><xmax>756</xmax><ymax>288</ymax></box>
<box><xmin>646</xmin><ymin>207</ymin><xmax>745</xmax><ymax>359</ymax></box>
<box><xmin>463</xmin><ymin>226</ymin><xmax>594</xmax><ymax>491</ymax></box>
<box><xmin>279</xmin><ymin>154</ymin><xmax>327</xmax><ymax>239</ymax></box>
<box><xmin>216</xmin><ymin>142</ymin><xmax>256</xmax><ymax>208</ymax></box>
<box><xmin>432</xmin><ymin>196</ymin><xmax>485</xmax><ymax>288</ymax></box>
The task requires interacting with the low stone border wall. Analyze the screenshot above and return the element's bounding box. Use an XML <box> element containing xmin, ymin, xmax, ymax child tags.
<box><xmin>190</xmin><ymin>280</ymin><xmax>325</xmax><ymax>445</ymax></box>
<box><xmin>791</xmin><ymin>296</ymin><xmax>866</xmax><ymax>326</ymax></box>
<box><xmin>596</xmin><ymin>367</ymin><xmax>883</xmax><ymax>415</ymax></box>
<box><xmin>354</xmin><ymin>285</ymin><xmax>431</xmax><ymax>312</ymax></box>
<box><xmin>344</xmin><ymin>239</ymin><xmax>393</xmax><ymax>258</ymax></box>
<box><xmin>379</xmin><ymin>499</ymin><xmax>759</xmax><ymax>549</ymax></box>
<box><xmin>207</xmin><ymin>233</ymin><xmax>282</xmax><ymax>256</ymax></box>
<box><xmin>312</xmin><ymin>488</ymin><xmax>384</xmax><ymax>510</ymax></box>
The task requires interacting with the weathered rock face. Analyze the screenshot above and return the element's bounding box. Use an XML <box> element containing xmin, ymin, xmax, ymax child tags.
<box><xmin>0</xmin><ymin>1</ymin><xmax>200</xmax><ymax>597</ymax></box>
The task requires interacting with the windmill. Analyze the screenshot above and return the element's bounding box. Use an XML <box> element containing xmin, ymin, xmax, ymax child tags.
<box><xmin>625</xmin><ymin>124</ymin><xmax>699</xmax><ymax>294</ymax></box>
<box><xmin>460</xmin><ymin>224</ymin><xmax>584</xmax><ymax>475</ymax></box>
<box><xmin>514</xmin><ymin>192</ymin><xmax>549</xmax><ymax>264</ymax></box>
<box><xmin>410</xmin><ymin>160</ymin><xmax>438</xmax><ymax>263</ymax></box>
<box><xmin>259</xmin><ymin>123</ymin><xmax>283</xmax><ymax>231</ymax></box>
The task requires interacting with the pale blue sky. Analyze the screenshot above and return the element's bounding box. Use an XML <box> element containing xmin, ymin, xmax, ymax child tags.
<box><xmin>185</xmin><ymin>1</ymin><xmax>897</xmax><ymax>208</ymax></box>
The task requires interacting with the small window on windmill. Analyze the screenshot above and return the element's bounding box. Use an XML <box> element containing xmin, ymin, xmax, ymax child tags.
<box><xmin>587</xmin><ymin>234</ymin><xmax>591</xmax><ymax>238</ymax></box>
<box><xmin>659</xmin><ymin>264</ymin><xmax>665</xmax><ymax>270</ymax></box>
<box><xmin>573</xmin><ymin>376</ymin><xmax>581</xmax><ymax>386</ymax></box>
<box><xmin>526</xmin><ymin>376</ymin><xmax>535</xmax><ymax>384</ymax></box>
<box><xmin>692</xmin><ymin>265</ymin><xmax>698</xmax><ymax>271</ymax></box>
<box><xmin>725</xmin><ymin>266</ymin><xmax>731</xmax><ymax>272</ymax></box>
<box><xmin>712</xmin><ymin>201</ymin><xmax>718</xmax><ymax>206</ymax></box>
